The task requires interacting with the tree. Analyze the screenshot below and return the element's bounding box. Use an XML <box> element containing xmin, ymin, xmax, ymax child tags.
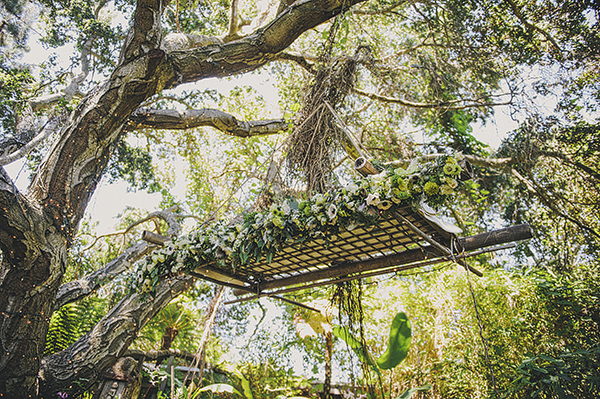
<box><xmin>0</xmin><ymin>0</ymin><xmax>598</xmax><ymax>398</ymax></box>
<box><xmin>0</xmin><ymin>1</ymin><xmax>368</xmax><ymax>397</ymax></box>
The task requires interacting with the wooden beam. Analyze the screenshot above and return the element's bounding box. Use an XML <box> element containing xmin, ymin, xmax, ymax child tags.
<box><xmin>459</xmin><ymin>224</ymin><xmax>532</xmax><ymax>251</ymax></box>
<box><xmin>225</xmin><ymin>243</ymin><xmax>517</xmax><ymax>304</ymax></box>
<box><xmin>259</xmin><ymin>246</ymin><xmax>432</xmax><ymax>291</ymax></box>
<box><xmin>256</xmin><ymin>224</ymin><xmax>531</xmax><ymax>291</ymax></box>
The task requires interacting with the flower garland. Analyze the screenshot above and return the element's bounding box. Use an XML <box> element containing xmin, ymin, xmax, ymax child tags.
<box><xmin>129</xmin><ymin>154</ymin><xmax>466</xmax><ymax>295</ymax></box>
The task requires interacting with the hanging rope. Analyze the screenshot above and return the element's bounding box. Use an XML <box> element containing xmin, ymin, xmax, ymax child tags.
<box><xmin>451</xmin><ymin>237</ymin><xmax>500</xmax><ymax>398</ymax></box>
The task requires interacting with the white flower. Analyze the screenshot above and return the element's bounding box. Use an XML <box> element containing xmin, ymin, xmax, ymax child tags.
<box><xmin>327</xmin><ymin>204</ymin><xmax>338</xmax><ymax>220</ymax></box>
<box><xmin>151</xmin><ymin>253</ymin><xmax>165</xmax><ymax>264</ymax></box>
<box><xmin>311</xmin><ymin>204</ymin><xmax>321</xmax><ymax>214</ymax></box>
<box><xmin>345</xmin><ymin>182</ymin><xmax>359</xmax><ymax>194</ymax></box>
<box><xmin>366</xmin><ymin>192</ymin><xmax>380</xmax><ymax>206</ymax></box>
<box><xmin>177</xmin><ymin>236</ymin><xmax>192</xmax><ymax>246</ymax></box>
<box><xmin>164</xmin><ymin>242</ymin><xmax>175</xmax><ymax>255</ymax></box>
<box><xmin>281</xmin><ymin>201</ymin><xmax>291</xmax><ymax>215</ymax></box>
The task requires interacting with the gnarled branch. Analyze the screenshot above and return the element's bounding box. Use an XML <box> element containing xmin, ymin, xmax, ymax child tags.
<box><xmin>53</xmin><ymin>242</ymin><xmax>151</xmax><ymax>310</ymax></box>
<box><xmin>39</xmin><ymin>275</ymin><xmax>196</xmax><ymax>398</ymax></box>
<box><xmin>127</xmin><ymin>107</ymin><xmax>288</xmax><ymax>137</ymax></box>
<box><xmin>168</xmin><ymin>0</ymin><xmax>367</xmax><ymax>85</ymax></box>
<box><xmin>0</xmin><ymin>114</ymin><xmax>65</xmax><ymax>166</ymax></box>
<box><xmin>55</xmin><ymin>207</ymin><xmax>183</xmax><ymax>309</ymax></box>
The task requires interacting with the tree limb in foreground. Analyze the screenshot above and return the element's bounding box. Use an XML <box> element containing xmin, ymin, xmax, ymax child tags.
<box><xmin>55</xmin><ymin>207</ymin><xmax>183</xmax><ymax>309</ymax></box>
<box><xmin>53</xmin><ymin>242</ymin><xmax>151</xmax><ymax>310</ymax></box>
<box><xmin>39</xmin><ymin>275</ymin><xmax>195</xmax><ymax>398</ymax></box>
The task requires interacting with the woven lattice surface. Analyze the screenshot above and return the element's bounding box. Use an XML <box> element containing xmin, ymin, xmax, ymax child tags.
<box><xmin>197</xmin><ymin>206</ymin><xmax>445</xmax><ymax>285</ymax></box>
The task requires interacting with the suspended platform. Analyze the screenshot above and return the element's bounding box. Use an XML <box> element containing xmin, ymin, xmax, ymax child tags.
<box><xmin>132</xmin><ymin>156</ymin><xmax>534</xmax><ymax>302</ymax></box>
<box><xmin>189</xmin><ymin>206</ymin><xmax>532</xmax><ymax>300</ymax></box>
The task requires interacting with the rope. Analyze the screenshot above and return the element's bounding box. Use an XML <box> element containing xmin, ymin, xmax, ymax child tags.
<box><xmin>451</xmin><ymin>237</ymin><xmax>500</xmax><ymax>398</ymax></box>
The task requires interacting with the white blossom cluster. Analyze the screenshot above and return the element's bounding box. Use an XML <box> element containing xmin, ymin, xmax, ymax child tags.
<box><xmin>129</xmin><ymin>155</ymin><xmax>466</xmax><ymax>295</ymax></box>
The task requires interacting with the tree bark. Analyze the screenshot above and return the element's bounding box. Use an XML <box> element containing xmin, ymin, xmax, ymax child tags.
<box><xmin>0</xmin><ymin>0</ymin><xmax>368</xmax><ymax>396</ymax></box>
<box><xmin>54</xmin><ymin>242</ymin><xmax>151</xmax><ymax>310</ymax></box>
<box><xmin>127</xmin><ymin>108</ymin><xmax>288</xmax><ymax>137</ymax></box>
<box><xmin>38</xmin><ymin>275</ymin><xmax>195</xmax><ymax>398</ymax></box>
<box><xmin>323</xmin><ymin>330</ymin><xmax>333</xmax><ymax>399</ymax></box>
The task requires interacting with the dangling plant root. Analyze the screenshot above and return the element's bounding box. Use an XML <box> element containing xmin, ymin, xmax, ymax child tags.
<box><xmin>332</xmin><ymin>279</ymin><xmax>377</xmax><ymax>397</ymax></box>
<box><xmin>286</xmin><ymin>47</ymin><xmax>372</xmax><ymax>194</ymax></box>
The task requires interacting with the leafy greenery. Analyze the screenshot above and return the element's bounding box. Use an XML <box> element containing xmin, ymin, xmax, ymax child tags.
<box><xmin>130</xmin><ymin>155</ymin><xmax>467</xmax><ymax>294</ymax></box>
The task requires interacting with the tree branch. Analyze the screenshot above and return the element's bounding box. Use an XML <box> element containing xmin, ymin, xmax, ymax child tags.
<box><xmin>352</xmin><ymin>87</ymin><xmax>513</xmax><ymax>110</ymax></box>
<box><xmin>53</xmin><ymin>242</ymin><xmax>151</xmax><ymax>310</ymax></box>
<box><xmin>124</xmin><ymin>348</ymin><xmax>198</xmax><ymax>362</ymax></box>
<box><xmin>351</xmin><ymin>0</ymin><xmax>408</xmax><ymax>15</ymax></box>
<box><xmin>55</xmin><ymin>207</ymin><xmax>183</xmax><ymax>308</ymax></box>
<box><xmin>127</xmin><ymin>107</ymin><xmax>289</xmax><ymax>137</ymax></box>
<box><xmin>0</xmin><ymin>114</ymin><xmax>65</xmax><ymax>166</ymax></box>
<box><xmin>385</xmin><ymin>154</ymin><xmax>516</xmax><ymax>169</ymax></box>
<box><xmin>29</xmin><ymin>36</ymin><xmax>94</xmax><ymax>112</ymax></box>
<box><xmin>168</xmin><ymin>0</ymin><xmax>367</xmax><ymax>85</ymax></box>
<box><xmin>39</xmin><ymin>275</ymin><xmax>196</xmax><ymax>398</ymax></box>
<box><xmin>511</xmin><ymin>168</ymin><xmax>599</xmax><ymax>238</ymax></box>
<box><xmin>0</xmin><ymin>166</ymin><xmax>32</xmax><ymax>265</ymax></box>
<box><xmin>504</xmin><ymin>0</ymin><xmax>562</xmax><ymax>58</ymax></box>
<box><xmin>225</xmin><ymin>0</ymin><xmax>242</xmax><ymax>41</ymax></box>
<box><xmin>276</xmin><ymin>52</ymin><xmax>316</xmax><ymax>73</ymax></box>
<box><xmin>538</xmin><ymin>149</ymin><xmax>600</xmax><ymax>182</ymax></box>
<box><xmin>119</xmin><ymin>0</ymin><xmax>165</xmax><ymax>64</ymax></box>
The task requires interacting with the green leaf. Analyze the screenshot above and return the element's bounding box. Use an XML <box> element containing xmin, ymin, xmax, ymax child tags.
<box><xmin>332</xmin><ymin>326</ymin><xmax>379</xmax><ymax>372</ymax></box>
<box><xmin>395</xmin><ymin>384</ymin><xmax>432</xmax><ymax>399</ymax></box>
<box><xmin>376</xmin><ymin>312</ymin><xmax>412</xmax><ymax>370</ymax></box>
<box><xmin>240</xmin><ymin>374</ymin><xmax>253</xmax><ymax>399</ymax></box>
<box><xmin>198</xmin><ymin>383</ymin><xmax>242</xmax><ymax>397</ymax></box>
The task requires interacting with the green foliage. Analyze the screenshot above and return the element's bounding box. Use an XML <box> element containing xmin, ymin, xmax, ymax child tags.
<box><xmin>44</xmin><ymin>296</ymin><xmax>109</xmax><ymax>356</ymax></box>
<box><xmin>376</xmin><ymin>312</ymin><xmax>412</xmax><ymax>370</ymax></box>
<box><xmin>44</xmin><ymin>303</ymin><xmax>80</xmax><ymax>356</ymax></box>
<box><xmin>130</xmin><ymin>155</ymin><xmax>468</xmax><ymax>295</ymax></box>
<box><xmin>509</xmin><ymin>347</ymin><xmax>600</xmax><ymax>398</ymax></box>
<box><xmin>0</xmin><ymin>56</ymin><xmax>33</xmax><ymax>134</ymax></box>
<box><xmin>197</xmin><ymin>383</ymin><xmax>243</xmax><ymax>398</ymax></box>
<box><xmin>333</xmin><ymin>326</ymin><xmax>379</xmax><ymax>373</ymax></box>
<box><xmin>395</xmin><ymin>384</ymin><xmax>432</xmax><ymax>399</ymax></box>
<box><xmin>107</xmin><ymin>136</ymin><xmax>161</xmax><ymax>192</ymax></box>
<box><xmin>198</xmin><ymin>361</ymin><xmax>311</xmax><ymax>399</ymax></box>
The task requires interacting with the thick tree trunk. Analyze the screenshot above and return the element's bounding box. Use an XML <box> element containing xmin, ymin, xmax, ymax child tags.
<box><xmin>0</xmin><ymin>0</ymin><xmax>367</xmax><ymax>396</ymax></box>
<box><xmin>0</xmin><ymin>168</ymin><xmax>69</xmax><ymax>398</ymax></box>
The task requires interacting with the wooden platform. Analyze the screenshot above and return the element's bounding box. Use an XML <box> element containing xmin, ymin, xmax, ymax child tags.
<box><xmin>190</xmin><ymin>204</ymin><xmax>533</xmax><ymax>297</ymax></box>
